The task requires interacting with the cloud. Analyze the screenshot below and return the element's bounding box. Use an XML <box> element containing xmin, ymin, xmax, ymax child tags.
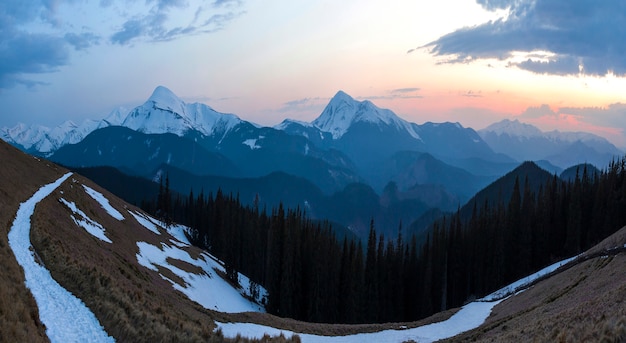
<box><xmin>391</xmin><ymin>87</ymin><xmax>420</xmax><ymax>94</ymax></box>
<box><xmin>360</xmin><ymin>88</ymin><xmax>423</xmax><ymax>101</ymax></box>
<box><xmin>110</xmin><ymin>1</ymin><xmax>245</xmax><ymax>45</ymax></box>
<box><xmin>64</xmin><ymin>32</ymin><xmax>101</xmax><ymax>51</ymax></box>
<box><xmin>0</xmin><ymin>30</ymin><xmax>70</xmax><ymax>88</ymax></box>
<box><xmin>423</xmin><ymin>0</ymin><xmax>626</xmax><ymax>76</ymax></box>
<box><xmin>516</xmin><ymin>103</ymin><xmax>626</xmax><ymax>147</ymax></box>
<box><xmin>519</xmin><ymin>104</ymin><xmax>555</xmax><ymax>118</ymax></box>
<box><xmin>110</xmin><ymin>19</ymin><xmax>145</xmax><ymax>45</ymax></box>
<box><xmin>461</xmin><ymin>90</ymin><xmax>482</xmax><ymax>98</ymax></box>
<box><xmin>278</xmin><ymin>97</ymin><xmax>328</xmax><ymax>113</ymax></box>
<box><xmin>0</xmin><ymin>0</ymin><xmax>246</xmax><ymax>88</ymax></box>
<box><xmin>558</xmin><ymin>103</ymin><xmax>626</xmax><ymax>130</ymax></box>
<box><xmin>213</xmin><ymin>0</ymin><xmax>243</xmax><ymax>7</ymax></box>
<box><xmin>475</xmin><ymin>0</ymin><xmax>516</xmax><ymax>11</ymax></box>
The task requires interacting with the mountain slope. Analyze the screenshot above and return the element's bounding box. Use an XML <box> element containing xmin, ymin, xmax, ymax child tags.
<box><xmin>0</xmin><ymin>139</ymin><xmax>271</xmax><ymax>342</ymax></box>
<box><xmin>378</xmin><ymin>151</ymin><xmax>493</xmax><ymax>203</ymax></box>
<box><xmin>460</xmin><ymin>161</ymin><xmax>555</xmax><ymax>219</ymax></box>
<box><xmin>0</xmin><ymin>140</ymin><xmax>67</xmax><ymax>342</ymax></box>
<box><xmin>447</xmin><ymin>227</ymin><xmax>626</xmax><ymax>342</ymax></box>
<box><xmin>50</xmin><ymin>126</ymin><xmax>240</xmax><ymax>177</ymax></box>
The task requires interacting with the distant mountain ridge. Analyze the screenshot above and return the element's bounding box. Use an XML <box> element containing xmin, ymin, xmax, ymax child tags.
<box><xmin>479</xmin><ymin>119</ymin><xmax>622</xmax><ymax>168</ymax></box>
<box><xmin>2</xmin><ymin>86</ymin><xmax>623</xmax><ymax>239</ymax></box>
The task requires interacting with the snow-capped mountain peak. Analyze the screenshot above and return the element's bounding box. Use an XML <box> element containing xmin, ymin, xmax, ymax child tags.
<box><xmin>147</xmin><ymin>85</ymin><xmax>187</xmax><ymax>116</ymax></box>
<box><xmin>1</xmin><ymin>123</ymin><xmax>49</xmax><ymax>150</ymax></box>
<box><xmin>1</xmin><ymin>119</ymin><xmax>104</xmax><ymax>156</ymax></box>
<box><xmin>2</xmin><ymin>86</ymin><xmax>247</xmax><ymax>154</ymax></box>
<box><xmin>480</xmin><ymin>119</ymin><xmax>543</xmax><ymax>138</ymax></box>
<box><xmin>274</xmin><ymin>119</ymin><xmax>314</xmax><ymax>131</ymax></box>
<box><xmin>102</xmin><ymin>107</ymin><xmax>129</xmax><ymax>126</ymax></box>
<box><xmin>312</xmin><ymin>90</ymin><xmax>420</xmax><ymax>140</ymax></box>
<box><xmin>121</xmin><ymin>86</ymin><xmax>243</xmax><ymax>137</ymax></box>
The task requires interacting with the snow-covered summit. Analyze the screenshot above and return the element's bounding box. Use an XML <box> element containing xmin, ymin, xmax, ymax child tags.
<box><xmin>312</xmin><ymin>90</ymin><xmax>420</xmax><ymax>140</ymax></box>
<box><xmin>481</xmin><ymin>119</ymin><xmax>619</xmax><ymax>148</ymax></box>
<box><xmin>480</xmin><ymin>119</ymin><xmax>543</xmax><ymax>138</ymax></box>
<box><xmin>1</xmin><ymin>119</ymin><xmax>104</xmax><ymax>156</ymax></box>
<box><xmin>274</xmin><ymin>119</ymin><xmax>315</xmax><ymax>131</ymax></box>
<box><xmin>101</xmin><ymin>107</ymin><xmax>129</xmax><ymax>126</ymax></box>
<box><xmin>1</xmin><ymin>86</ymin><xmax>249</xmax><ymax>155</ymax></box>
<box><xmin>148</xmin><ymin>85</ymin><xmax>188</xmax><ymax>116</ymax></box>
<box><xmin>122</xmin><ymin>86</ymin><xmax>242</xmax><ymax>137</ymax></box>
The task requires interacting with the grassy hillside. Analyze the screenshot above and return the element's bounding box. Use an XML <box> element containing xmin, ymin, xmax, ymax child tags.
<box><xmin>0</xmin><ymin>140</ymin><xmax>65</xmax><ymax>343</ymax></box>
<box><xmin>446</xmin><ymin>227</ymin><xmax>626</xmax><ymax>342</ymax></box>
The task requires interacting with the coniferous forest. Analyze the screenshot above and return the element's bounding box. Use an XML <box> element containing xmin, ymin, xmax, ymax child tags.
<box><xmin>142</xmin><ymin>158</ymin><xmax>626</xmax><ymax>324</ymax></box>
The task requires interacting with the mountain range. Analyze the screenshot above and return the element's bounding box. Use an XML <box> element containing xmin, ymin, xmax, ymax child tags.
<box><xmin>479</xmin><ymin>119</ymin><xmax>622</xmax><ymax>169</ymax></box>
<box><xmin>2</xmin><ymin>86</ymin><xmax>623</xmax><ymax>238</ymax></box>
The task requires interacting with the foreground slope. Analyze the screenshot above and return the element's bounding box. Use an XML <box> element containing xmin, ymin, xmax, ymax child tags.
<box><xmin>446</xmin><ymin>227</ymin><xmax>626</xmax><ymax>342</ymax></box>
<box><xmin>210</xmin><ymin>228</ymin><xmax>626</xmax><ymax>342</ymax></box>
<box><xmin>0</xmin><ymin>140</ymin><xmax>66</xmax><ymax>342</ymax></box>
<box><xmin>0</xmin><ymin>140</ymin><xmax>269</xmax><ymax>342</ymax></box>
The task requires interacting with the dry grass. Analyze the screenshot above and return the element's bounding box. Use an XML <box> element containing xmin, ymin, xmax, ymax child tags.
<box><xmin>30</xmin><ymin>171</ymin><xmax>306</xmax><ymax>342</ymax></box>
<box><xmin>443</xmin><ymin>230</ymin><xmax>626</xmax><ymax>343</ymax></box>
<box><xmin>0</xmin><ymin>140</ymin><xmax>67</xmax><ymax>343</ymax></box>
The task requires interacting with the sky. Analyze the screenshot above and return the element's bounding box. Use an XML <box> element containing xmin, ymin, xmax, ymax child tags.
<box><xmin>1</xmin><ymin>0</ymin><xmax>625</xmax><ymax>148</ymax></box>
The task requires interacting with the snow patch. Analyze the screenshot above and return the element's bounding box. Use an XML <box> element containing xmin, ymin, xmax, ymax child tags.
<box><xmin>128</xmin><ymin>211</ymin><xmax>162</xmax><ymax>235</ymax></box>
<box><xmin>82</xmin><ymin>185</ymin><xmax>125</xmax><ymax>220</ymax></box>
<box><xmin>8</xmin><ymin>173</ymin><xmax>114</xmax><ymax>342</ymax></box>
<box><xmin>167</xmin><ymin>224</ymin><xmax>191</xmax><ymax>245</ymax></box>
<box><xmin>243</xmin><ymin>138</ymin><xmax>261</xmax><ymax>150</ymax></box>
<box><xmin>216</xmin><ymin>299</ymin><xmax>501</xmax><ymax>343</ymax></box>
<box><xmin>59</xmin><ymin>198</ymin><xmax>112</xmax><ymax>243</ymax></box>
<box><xmin>480</xmin><ymin>255</ymin><xmax>578</xmax><ymax>301</ymax></box>
<box><xmin>136</xmin><ymin>241</ymin><xmax>265</xmax><ymax>313</ymax></box>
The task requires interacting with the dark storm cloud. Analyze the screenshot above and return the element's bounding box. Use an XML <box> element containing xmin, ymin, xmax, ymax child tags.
<box><xmin>0</xmin><ymin>1</ymin><xmax>104</xmax><ymax>88</ymax></box>
<box><xmin>0</xmin><ymin>29</ymin><xmax>69</xmax><ymax>88</ymax></box>
<box><xmin>0</xmin><ymin>0</ymin><xmax>246</xmax><ymax>88</ymax></box>
<box><xmin>423</xmin><ymin>0</ymin><xmax>626</xmax><ymax>76</ymax></box>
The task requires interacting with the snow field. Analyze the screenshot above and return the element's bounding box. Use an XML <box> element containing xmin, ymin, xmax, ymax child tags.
<box><xmin>216</xmin><ymin>300</ymin><xmax>502</xmax><ymax>343</ymax></box>
<box><xmin>8</xmin><ymin>173</ymin><xmax>114</xmax><ymax>343</ymax></box>
<box><xmin>136</xmin><ymin>240</ymin><xmax>265</xmax><ymax>313</ymax></box>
